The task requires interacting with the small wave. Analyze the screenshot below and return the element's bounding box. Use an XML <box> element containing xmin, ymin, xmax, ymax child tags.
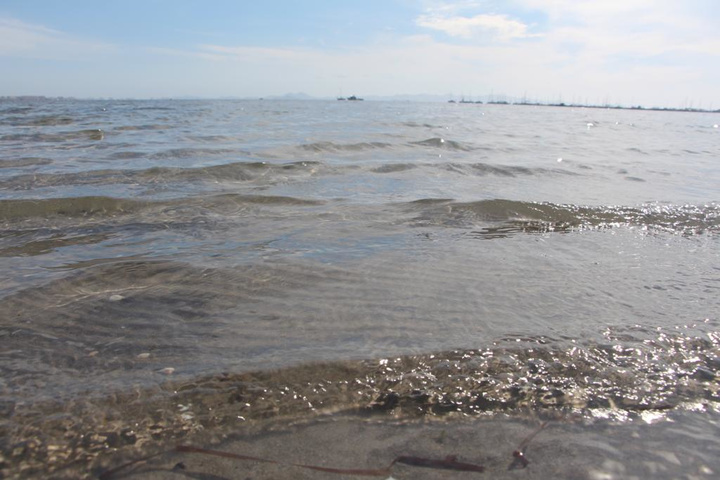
<box><xmin>149</xmin><ymin>147</ymin><xmax>238</xmax><ymax>159</ymax></box>
<box><xmin>184</xmin><ymin>134</ymin><xmax>241</xmax><ymax>143</ymax></box>
<box><xmin>299</xmin><ymin>141</ymin><xmax>392</xmax><ymax>153</ymax></box>
<box><xmin>0</xmin><ymin>157</ymin><xmax>53</xmax><ymax>168</ymax></box>
<box><xmin>410</xmin><ymin>137</ymin><xmax>474</xmax><ymax>151</ymax></box>
<box><xmin>134</xmin><ymin>106</ymin><xmax>175</xmax><ymax>111</ymax></box>
<box><xmin>442</xmin><ymin>162</ymin><xmax>575</xmax><ymax>177</ymax></box>
<box><xmin>199</xmin><ymin>193</ymin><xmax>322</xmax><ymax>207</ymax></box>
<box><xmin>409</xmin><ymin>198</ymin><xmax>455</xmax><ymax>205</ymax></box>
<box><xmin>164</xmin><ymin>328</ymin><xmax>717</xmax><ymax>418</ymax></box>
<box><xmin>408</xmin><ymin>199</ymin><xmax>720</xmax><ymax>237</ymax></box>
<box><xmin>0</xmin><ymin>106</ymin><xmax>33</xmax><ymax>114</ymax></box>
<box><xmin>0</xmin><ymin>231</ymin><xmax>110</xmax><ymax>257</ymax></box>
<box><xmin>0</xmin><ymin>193</ymin><xmax>323</xmax><ymax>222</ymax></box>
<box><xmin>366</xmin><ymin>162</ymin><xmax>575</xmax><ymax>178</ymax></box>
<box><xmin>0</xmin><ymin>196</ymin><xmax>144</xmax><ymax>221</ymax></box>
<box><xmin>107</xmin><ymin>151</ymin><xmax>146</xmax><ymax>159</ymax></box>
<box><xmin>402</xmin><ymin>121</ymin><xmax>442</xmax><ymax>128</ymax></box>
<box><xmin>113</xmin><ymin>124</ymin><xmax>169</xmax><ymax>131</ymax></box>
<box><xmin>372</xmin><ymin>163</ymin><xmax>417</xmax><ymax>173</ymax></box>
<box><xmin>0</xmin><ymin>115</ymin><xmax>74</xmax><ymax>126</ymax></box>
<box><xmin>0</xmin><ymin>161</ymin><xmax>322</xmax><ymax>190</ymax></box>
<box><xmin>0</xmin><ymin>129</ymin><xmax>104</xmax><ymax>143</ymax></box>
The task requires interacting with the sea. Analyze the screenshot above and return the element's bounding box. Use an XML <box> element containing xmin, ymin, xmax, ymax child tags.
<box><xmin>1</xmin><ymin>98</ymin><xmax>719</xmax><ymax>478</ymax></box>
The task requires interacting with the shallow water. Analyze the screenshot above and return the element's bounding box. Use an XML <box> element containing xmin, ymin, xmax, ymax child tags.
<box><xmin>0</xmin><ymin>98</ymin><xmax>719</xmax><ymax>478</ymax></box>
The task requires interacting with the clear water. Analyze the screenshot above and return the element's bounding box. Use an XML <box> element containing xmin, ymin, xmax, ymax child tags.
<box><xmin>1</xmin><ymin>98</ymin><xmax>719</xmax><ymax>478</ymax></box>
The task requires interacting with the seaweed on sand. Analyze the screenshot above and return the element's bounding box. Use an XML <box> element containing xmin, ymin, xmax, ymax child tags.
<box><xmin>99</xmin><ymin>422</ymin><xmax>549</xmax><ymax>478</ymax></box>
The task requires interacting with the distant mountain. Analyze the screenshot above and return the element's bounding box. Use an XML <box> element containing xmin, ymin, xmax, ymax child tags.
<box><xmin>363</xmin><ymin>94</ymin><xmax>452</xmax><ymax>102</ymax></box>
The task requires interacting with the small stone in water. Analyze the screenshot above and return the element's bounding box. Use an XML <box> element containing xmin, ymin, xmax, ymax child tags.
<box><xmin>159</xmin><ymin>367</ymin><xmax>175</xmax><ymax>375</ymax></box>
<box><xmin>694</xmin><ymin>367</ymin><xmax>715</xmax><ymax>381</ymax></box>
<box><xmin>109</xmin><ymin>294</ymin><xmax>124</xmax><ymax>302</ymax></box>
<box><xmin>137</xmin><ymin>353</ymin><xmax>151</xmax><ymax>359</ymax></box>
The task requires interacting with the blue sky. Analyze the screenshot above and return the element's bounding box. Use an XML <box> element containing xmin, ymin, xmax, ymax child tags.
<box><xmin>1</xmin><ymin>1</ymin><xmax>719</xmax><ymax>107</ymax></box>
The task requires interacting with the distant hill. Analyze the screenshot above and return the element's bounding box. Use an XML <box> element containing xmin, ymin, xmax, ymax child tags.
<box><xmin>265</xmin><ymin>92</ymin><xmax>317</xmax><ymax>100</ymax></box>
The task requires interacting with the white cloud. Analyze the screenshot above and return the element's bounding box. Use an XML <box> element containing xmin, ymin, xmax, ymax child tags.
<box><xmin>516</xmin><ymin>0</ymin><xmax>657</xmax><ymax>17</ymax></box>
<box><xmin>416</xmin><ymin>13</ymin><xmax>537</xmax><ymax>41</ymax></box>
<box><xmin>201</xmin><ymin>44</ymin><xmax>315</xmax><ymax>62</ymax></box>
<box><xmin>513</xmin><ymin>0</ymin><xmax>719</xmax><ymax>57</ymax></box>
<box><xmin>0</xmin><ymin>16</ymin><xmax>114</xmax><ymax>60</ymax></box>
<box><xmin>418</xmin><ymin>1</ymin><xmax>486</xmax><ymax>15</ymax></box>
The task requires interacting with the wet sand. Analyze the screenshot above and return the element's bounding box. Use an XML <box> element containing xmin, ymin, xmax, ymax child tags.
<box><xmin>100</xmin><ymin>411</ymin><xmax>719</xmax><ymax>480</ymax></box>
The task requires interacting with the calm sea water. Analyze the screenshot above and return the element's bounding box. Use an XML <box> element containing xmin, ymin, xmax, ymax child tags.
<box><xmin>1</xmin><ymin>98</ymin><xmax>719</xmax><ymax>478</ymax></box>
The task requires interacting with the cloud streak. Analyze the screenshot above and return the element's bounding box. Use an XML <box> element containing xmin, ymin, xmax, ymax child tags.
<box><xmin>416</xmin><ymin>13</ymin><xmax>537</xmax><ymax>41</ymax></box>
<box><xmin>0</xmin><ymin>16</ymin><xmax>114</xmax><ymax>60</ymax></box>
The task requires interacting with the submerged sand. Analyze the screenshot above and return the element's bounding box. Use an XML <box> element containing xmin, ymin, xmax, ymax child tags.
<box><xmin>99</xmin><ymin>411</ymin><xmax>719</xmax><ymax>480</ymax></box>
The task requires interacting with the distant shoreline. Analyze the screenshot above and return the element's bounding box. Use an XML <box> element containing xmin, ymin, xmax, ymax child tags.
<box><xmin>458</xmin><ymin>99</ymin><xmax>720</xmax><ymax>114</ymax></box>
<box><xmin>1</xmin><ymin>95</ymin><xmax>719</xmax><ymax>114</ymax></box>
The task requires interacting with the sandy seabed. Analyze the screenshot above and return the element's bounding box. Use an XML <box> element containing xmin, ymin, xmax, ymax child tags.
<box><xmin>101</xmin><ymin>412</ymin><xmax>719</xmax><ymax>480</ymax></box>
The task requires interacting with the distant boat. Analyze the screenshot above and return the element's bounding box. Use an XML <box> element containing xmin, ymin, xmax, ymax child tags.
<box><xmin>347</xmin><ymin>95</ymin><xmax>363</xmax><ymax>101</ymax></box>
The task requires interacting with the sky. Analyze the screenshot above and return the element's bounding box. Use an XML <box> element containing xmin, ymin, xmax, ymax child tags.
<box><xmin>1</xmin><ymin>0</ymin><xmax>719</xmax><ymax>108</ymax></box>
